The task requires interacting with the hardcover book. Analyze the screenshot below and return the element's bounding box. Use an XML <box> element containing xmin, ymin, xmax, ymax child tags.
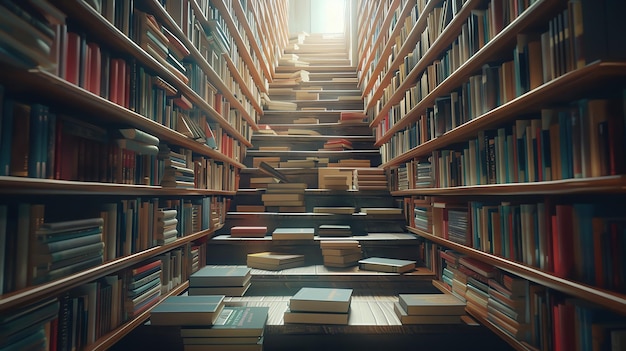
<box><xmin>180</xmin><ymin>306</ymin><xmax>269</xmax><ymax>338</ymax></box>
<box><xmin>188</xmin><ymin>282</ymin><xmax>251</xmax><ymax>297</ymax></box>
<box><xmin>358</xmin><ymin>257</ymin><xmax>416</xmax><ymax>273</ymax></box>
<box><xmin>393</xmin><ymin>302</ymin><xmax>462</xmax><ymax>324</ymax></box>
<box><xmin>150</xmin><ymin>295</ymin><xmax>225</xmax><ymax>326</ymax></box>
<box><xmin>289</xmin><ymin>287</ymin><xmax>353</xmax><ymax>313</ymax></box>
<box><xmin>229</xmin><ymin>226</ymin><xmax>267</xmax><ymax>238</ymax></box>
<box><xmin>283</xmin><ymin>308</ymin><xmax>349</xmax><ymax>325</ymax></box>
<box><xmin>398</xmin><ymin>294</ymin><xmax>466</xmax><ymax>315</ymax></box>
<box><xmin>189</xmin><ymin>266</ymin><xmax>252</xmax><ymax>287</ymax></box>
<box><xmin>271</xmin><ymin>227</ymin><xmax>315</xmax><ymax>240</ymax></box>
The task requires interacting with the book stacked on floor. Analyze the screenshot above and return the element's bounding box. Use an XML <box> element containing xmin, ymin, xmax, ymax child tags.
<box><xmin>158</xmin><ymin>145</ymin><xmax>195</xmax><ymax>188</ymax></box>
<box><xmin>248</xmin><ymin>176</ymin><xmax>279</xmax><ymax>189</ymax></box>
<box><xmin>272</xmin><ymin>227</ymin><xmax>315</xmax><ymax>240</ymax></box>
<box><xmin>263</xmin><ymin>182</ymin><xmax>307</xmax><ymax>211</ymax></box>
<box><xmin>358</xmin><ymin>257</ymin><xmax>416</xmax><ymax>273</ymax></box>
<box><xmin>188</xmin><ymin>266</ymin><xmax>252</xmax><ymax>296</ymax></box>
<box><xmin>150</xmin><ymin>295</ymin><xmax>226</xmax><ymax>326</ymax></box>
<box><xmin>320</xmin><ymin>240</ymin><xmax>362</xmax><ymax>268</ymax></box>
<box><xmin>279</xmin><ymin>159</ymin><xmax>319</xmax><ymax>168</ymax></box>
<box><xmin>125</xmin><ymin>259</ymin><xmax>162</xmax><ymax>319</ymax></box>
<box><xmin>180</xmin><ymin>306</ymin><xmax>268</xmax><ymax>351</ymax></box>
<box><xmin>247</xmin><ymin>252</ymin><xmax>305</xmax><ymax>270</ymax></box>
<box><xmin>317</xmin><ymin>224</ymin><xmax>352</xmax><ymax>237</ymax></box>
<box><xmin>321</xmin><ymin>138</ymin><xmax>353</xmax><ymax>151</ymax></box>
<box><xmin>318</xmin><ymin>169</ymin><xmax>354</xmax><ymax>190</ymax></box>
<box><xmin>155</xmin><ymin>209</ymin><xmax>178</xmax><ymax>245</ymax></box>
<box><xmin>229</xmin><ymin>226</ymin><xmax>267</xmax><ymax>238</ymax></box>
<box><xmin>235</xmin><ymin>205</ymin><xmax>266</xmax><ymax>212</ymax></box>
<box><xmin>261</xmin><ymin>93</ymin><xmax>298</xmax><ymax>111</ymax></box>
<box><xmin>394</xmin><ymin>293</ymin><xmax>466</xmax><ymax>324</ymax></box>
<box><xmin>360</xmin><ymin>207</ymin><xmax>403</xmax><ymax>215</ymax></box>
<box><xmin>30</xmin><ymin>217</ymin><xmax>105</xmax><ymax>284</ymax></box>
<box><xmin>339</xmin><ymin>111</ymin><xmax>366</xmax><ymax>123</ymax></box>
<box><xmin>328</xmin><ymin>159</ymin><xmax>371</xmax><ymax>168</ymax></box>
<box><xmin>313</xmin><ymin>206</ymin><xmax>356</xmax><ymax>214</ymax></box>
<box><xmin>354</xmin><ymin>168</ymin><xmax>388</xmax><ymax>190</ymax></box>
<box><xmin>252</xmin><ymin>156</ymin><xmax>281</xmax><ymax>168</ymax></box>
<box><xmin>284</xmin><ymin>287</ymin><xmax>352</xmax><ymax>325</ymax></box>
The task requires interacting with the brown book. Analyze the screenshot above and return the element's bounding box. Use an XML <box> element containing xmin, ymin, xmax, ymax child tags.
<box><xmin>398</xmin><ymin>294</ymin><xmax>466</xmax><ymax>315</ymax></box>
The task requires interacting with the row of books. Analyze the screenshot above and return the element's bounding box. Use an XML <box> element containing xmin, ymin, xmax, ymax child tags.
<box><xmin>382</xmin><ymin>96</ymin><xmax>626</xmax><ymax>183</ymax></box>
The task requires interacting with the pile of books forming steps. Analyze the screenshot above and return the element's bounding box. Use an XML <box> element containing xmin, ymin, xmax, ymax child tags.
<box><xmin>179</xmin><ymin>305</ymin><xmax>269</xmax><ymax>351</ymax></box>
<box><xmin>320</xmin><ymin>240</ymin><xmax>362</xmax><ymax>268</ymax></box>
<box><xmin>158</xmin><ymin>144</ymin><xmax>195</xmax><ymax>188</ymax></box>
<box><xmin>284</xmin><ymin>287</ymin><xmax>353</xmax><ymax>325</ymax></box>
<box><xmin>262</xmin><ymin>182</ymin><xmax>307</xmax><ymax>212</ymax></box>
<box><xmin>30</xmin><ymin>217</ymin><xmax>105</xmax><ymax>285</ymax></box>
<box><xmin>188</xmin><ymin>266</ymin><xmax>252</xmax><ymax>297</ymax></box>
<box><xmin>151</xmin><ymin>295</ymin><xmax>267</xmax><ymax>351</ymax></box>
<box><xmin>393</xmin><ymin>293</ymin><xmax>466</xmax><ymax>324</ymax></box>
<box><xmin>155</xmin><ymin>208</ymin><xmax>178</xmax><ymax>245</ymax></box>
<box><xmin>246</xmin><ymin>252</ymin><xmax>305</xmax><ymax>270</ymax></box>
<box><xmin>125</xmin><ymin>259</ymin><xmax>162</xmax><ymax>320</ymax></box>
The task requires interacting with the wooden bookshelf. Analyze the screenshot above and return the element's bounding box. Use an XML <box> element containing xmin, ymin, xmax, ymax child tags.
<box><xmin>245</xmin><ymin>0</ymin><xmax>273</xmax><ymax>82</ymax></box>
<box><xmin>408</xmin><ymin>227</ymin><xmax>626</xmax><ymax>316</ymax></box>
<box><xmin>223</xmin><ymin>53</ymin><xmax>264</xmax><ymax>114</ymax></box>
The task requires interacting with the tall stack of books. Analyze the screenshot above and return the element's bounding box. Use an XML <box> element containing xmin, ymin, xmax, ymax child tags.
<box><xmin>262</xmin><ymin>182</ymin><xmax>307</xmax><ymax>212</ymax></box>
<box><xmin>180</xmin><ymin>306</ymin><xmax>269</xmax><ymax>351</ymax></box>
<box><xmin>487</xmin><ymin>272</ymin><xmax>530</xmax><ymax>341</ymax></box>
<box><xmin>0</xmin><ymin>299</ymin><xmax>59</xmax><ymax>351</ymax></box>
<box><xmin>393</xmin><ymin>293</ymin><xmax>466</xmax><ymax>324</ymax></box>
<box><xmin>358</xmin><ymin>257</ymin><xmax>416</xmax><ymax>273</ymax></box>
<box><xmin>284</xmin><ymin>287</ymin><xmax>352</xmax><ymax>325</ymax></box>
<box><xmin>320</xmin><ymin>240</ymin><xmax>362</xmax><ymax>268</ymax></box>
<box><xmin>439</xmin><ymin>249</ymin><xmax>467</xmax><ymax>301</ymax></box>
<box><xmin>150</xmin><ymin>295</ymin><xmax>226</xmax><ymax>327</ymax></box>
<box><xmin>188</xmin><ymin>266</ymin><xmax>252</xmax><ymax>296</ymax></box>
<box><xmin>317</xmin><ymin>224</ymin><xmax>352</xmax><ymax>237</ymax></box>
<box><xmin>271</xmin><ymin>227</ymin><xmax>315</xmax><ymax>241</ymax></box>
<box><xmin>159</xmin><ymin>144</ymin><xmax>195</xmax><ymax>188</ymax></box>
<box><xmin>354</xmin><ymin>168</ymin><xmax>388</xmax><ymax>190</ymax></box>
<box><xmin>124</xmin><ymin>260</ymin><xmax>162</xmax><ymax>320</ymax></box>
<box><xmin>31</xmin><ymin>217</ymin><xmax>105</xmax><ymax>285</ymax></box>
<box><xmin>155</xmin><ymin>208</ymin><xmax>178</xmax><ymax>245</ymax></box>
<box><xmin>246</xmin><ymin>252</ymin><xmax>305</xmax><ymax>270</ymax></box>
<box><xmin>459</xmin><ymin>256</ymin><xmax>496</xmax><ymax>320</ymax></box>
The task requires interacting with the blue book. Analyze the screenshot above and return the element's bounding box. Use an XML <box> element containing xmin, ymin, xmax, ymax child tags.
<box><xmin>289</xmin><ymin>287</ymin><xmax>353</xmax><ymax>313</ymax></box>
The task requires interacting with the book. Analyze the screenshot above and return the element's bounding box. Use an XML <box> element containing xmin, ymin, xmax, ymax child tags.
<box><xmin>393</xmin><ymin>302</ymin><xmax>462</xmax><ymax>324</ymax></box>
<box><xmin>283</xmin><ymin>309</ymin><xmax>349</xmax><ymax>325</ymax></box>
<box><xmin>360</xmin><ymin>207</ymin><xmax>403</xmax><ymax>215</ymax></box>
<box><xmin>229</xmin><ymin>226</ymin><xmax>267</xmax><ymax>238</ymax></box>
<box><xmin>313</xmin><ymin>207</ymin><xmax>356</xmax><ymax>214</ymax></box>
<box><xmin>289</xmin><ymin>287</ymin><xmax>352</xmax><ymax>313</ymax></box>
<box><xmin>319</xmin><ymin>240</ymin><xmax>360</xmax><ymax>249</ymax></box>
<box><xmin>398</xmin><ymin>294</ymin><xmax>466</xmax><ymax>315</ymax></box>
<box><xmin>180</xmin><ymin>306</ymin><xmax>268</xmax><ymax>338</ymax></box>
<box><xmin>258</xmin><ymin>161</ymin><xmax>289</xmax><ymax>183</ymax></box>
<box><xmin>358</xmin><ymin>257</ymin><xmax>416</xmax><ymax>273</ymax></box>
<box><xmin>271</xmin><ymin>227</ymin><xmax>315</xmax><ymax>240</ymax></box>
<box><xmin>189</xmin><ymin>266</ymin><xmax>252</xmax><ymax>287</ymax></box>
<box><xmin>246</xmin><ymin>252</ymin><xmax>305</xmax><ymax>266</ymax></box>
<box><xmin>187</xmin><ymin>282</ymin><xmax>251</xmax><ymax>297</ymax></box>
<box><xmin>150</xmin><ymin>295</ymin><xmax>226</xmax><ymax>326</ymax></box>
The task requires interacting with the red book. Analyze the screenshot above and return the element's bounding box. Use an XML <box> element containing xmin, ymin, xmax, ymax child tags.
<box><xmin>174</xmin><ymin>95</ymin><xmax>193</xmax><ymax>110</ymax></box>
<box><xmin>64</xmin><ymin>32</ymin><xmax>81</xmax><ymax>85</ymax></box>
<box><xmin>131</xmin><ymin>259</ymin><xmax>161</xmax><ymax>276</ymax></box>
<box><xmin>83</xmin><ymin>43</ymin><xmax>91</xmax><ymax>91</ymax></box>
<box><xmin>118</xmin><ymin>60</ymin><xmax>126</xmax><ymax>108</ymax></box>
<box><xmin>109</xmin><ymin>59</ymin><xmax>119</xmax><ymax>105</ymax></box>
<box><xmin>87</xmin><ymin>42</ymin><xmax>101</xmax><ymax>95</ymax></box>
<box><xmin>459</xmin><ymin>256</ymin><xmax>495</xmax><ymax>278</ymax></box>
<box><xmin>124</xmin><ymin>61</ymin><xmax>130</xmax><ymax>108</ymax></box>
<box><xmin>554</xmin><ymin>204</ymin><xmax>574</xmax><ymax>278</ymax></box>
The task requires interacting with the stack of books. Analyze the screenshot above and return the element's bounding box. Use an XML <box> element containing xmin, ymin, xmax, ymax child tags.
<box><xmin>180</xmin><ymin>306</ymin><xmax>268</xmax><ymax>351</ymax></box>
<box><xmin>317</xmin><ymin>224</ymin><xmax>352</xmax><ymax>237</ymax></box>
<box><xmin>158</xmin><ymin>145</ymin><xmax>195</xmax><ymax>188</ymax></box>
<box><xmin>354</xmin><ymin>168</ymin><xmax>388</xmax><ymax>190</ymax></box>
<box><xmin>321</xmin><ymin>138</ymin><xmax>353</xmax><ymax>151</ymax></box>
<box><xmin>284</xmin><ymin>287</ymin><xmax>352</xmax><ymax>325</ymax></box>
<box><xmin>271</xmin><ymin>227</ymin><xmax>315</xmax><ymax>241</ymax></box>
<box><xmin>188</xmin><ymin>266</ymin><xmax>252</xmax><ymax>296</ymax></box>
<box><xmin>320</xmin><ymin>240</ymin><xmax>362</xmax><ymax>268</ymax></box>
<box><xmin>262</xmin><ymin>182</ymin><xmax>307</xmax><ymax>212</ymax></box>
<box><xmin>313</xmin><ymin>206</ymin><xmax>356</xmax><ymax>214</ymax></box>
<box><xmin>272</xmin><ymin>70</ymin><xmax>310</xmax><ymax>83</ymax></box>
<box><xmin>155</xmin><ymin>208</ymin><xmax>178</xmax><ymax>245</ymax></box>
<box><xmin>328</xmin><ymin>159</ymin><xmax>371</xmax><ymax>168</ymax></box>
<box><xmin>229</xmin><ymin>226</ymin><xmax>267</xmax><ymax>238</ymax></box>
<box><xmin>339</xmin><ymin>111</ymin><xmax>366</xmax><ymax>123</ymax></box>
<box><xmin>31</xmin><ymin>217</ymin><xmax>105</xmax><ymax>285</ymax></box>
<box><xmin>358</xmin><ymin>257</ymin><xmax>416</xmax><ymax>273</ymax></box>
<box><xmin>261</xmin><ymin>93</ymin><xmax>298</xmax><ymax>111</ymax></box>
<box><xmin>279</xmin><ymin>159</ymin><xmax>318</xmax><ymax>168</ymax></box>
<box><xmin>150</xmin><ymin>295</ymin><xmax>226</xmax><ymax>326</ymax></box>
<box><xmin>246</xmin><ymin>252</ymin><xmax>305</xmax><ymax>270</ymax></box>
<box><xmin>394</xmin><ymin>293</ymin><xmax>466</xmax><ymax>324</ymax></box>
<box><xmin>360</xmin><ymin>207</ymin><xmax>403</xmax><ymax>215</ymax></box>
<box><xmin>125</xmin><ymin>260</ymin><xmax>162</xmax><ymax>319</ymax></box>
<box><xmin>116</xmin><ymin>128</ymin><xmax>160</xmax><ymax>162</ymax></box>
<box><xmin>248</xmin><ymin>176</ymin><xmax>279</xmax><ymax>189</ymax></box>
<box><xmin>487</xmin><ymin>272</ymin><xmax>530</xmax><ymax>341</ymax></box>
<box><xmin>459</xmin><ymin>256</ymin><xmax>496</xmax><ymax>319</ymax></box>
<box><xmin>318</xmin><ymin>169</ymin><xmax>354</xmax><ymax>190</ymax></box>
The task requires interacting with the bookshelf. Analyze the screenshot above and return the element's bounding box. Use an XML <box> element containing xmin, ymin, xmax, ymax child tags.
<box><xmin>0</xmin><ymin>0</ymin><xmax>287</xmax><ymax>350</ymax></box>
<box><xmin>358</xmin><ymin>0</ymin><xmax>626</xmax><ymax>349</ymax></box>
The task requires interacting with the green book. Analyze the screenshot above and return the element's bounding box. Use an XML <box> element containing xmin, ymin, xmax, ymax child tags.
<box><xmin>289</xmin><ymin>287</ymin><xmax>352</xmax><ymax>313</ymax></box>
<box><xmin>358</xmin><ymin>257</ymin><xmax>416</xmax><ymax>273</ymax></box>
<box><xmin>189</xmin><ymin>266</ymin><xmax>251</xmax><ymax>287</ymax></box>
<box><xmin>150</xmin><ymin>295</ymin><xmax>226</xmax><ymax>326</ymax></box>
<box><xmin>180</xmin><ymin>306</ymin><xmax>269</xmax><ymax>338</ymax></box>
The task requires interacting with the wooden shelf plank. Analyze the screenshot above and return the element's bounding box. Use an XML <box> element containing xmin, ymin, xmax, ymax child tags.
<box><xmin>223</xmin><ymin>54</ymin><xmax>264</xmax><ymax>114</ymax></box>
<box><xmin>408</xmin><ymin>227</ymin><xmax>626</xmax><ymax>315</ymax></box>
<box><xmin>390</xmin><ymin>175</ymin><xmax>626</xmax><ymax>196</ymax></box>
